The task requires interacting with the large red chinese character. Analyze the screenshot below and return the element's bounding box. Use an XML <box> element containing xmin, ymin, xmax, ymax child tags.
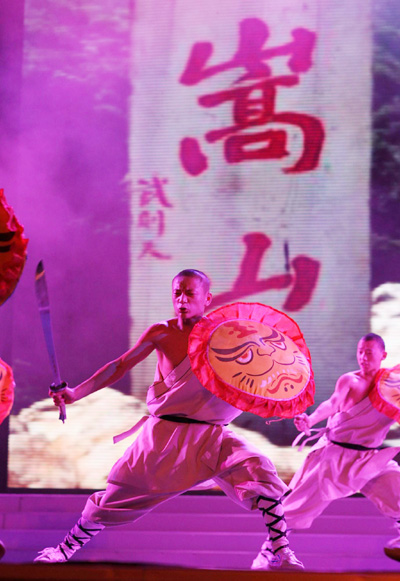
<box><xmin>180</xmin><ymin>18</ymin><xmax>315</xmax><ymax>85</ymax></box>
<box><xmin>179</xmin><ymin>18</ymin><xmax>324</xmax><ymax>176</ymax></box>
<box><xmin>211</xmin><ymin>232</ymin><xmax>320</xmax><ymax>312</ymax></box>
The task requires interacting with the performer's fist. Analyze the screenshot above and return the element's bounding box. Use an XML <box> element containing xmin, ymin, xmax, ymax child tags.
<box><xmin>294</xmin><ymin>413</ymin><xmax>311</xmax><ymax>436</ymax></box>
<box><xmin>49</xmin><ymin>381</ymin><xmax>67</xmax><ymax>393</ymax></box>
<box><xmin>49</xmin><ymin>382</ymin><xmax>75</xmax><ymax>405</ymax></box>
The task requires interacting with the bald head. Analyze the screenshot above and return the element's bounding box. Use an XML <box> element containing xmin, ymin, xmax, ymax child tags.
<box><xmin>360</xmin><ymin>333</ymin><xmax>385</xmax><ymax>351</ymax></box>
<box><xmin>173</xmin><ymin>269</ymin><xmax>210</xmax><ymax>292</ymax></box>
<box><xmin>357</xmin><ymin>333</ymin><xmax>387</xmax><ymax>377</ymax></box>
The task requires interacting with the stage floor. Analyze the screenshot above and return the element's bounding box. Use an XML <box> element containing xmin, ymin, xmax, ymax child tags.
<box><xmin>1</xmin><ymin>563</ymin><xmax>400</xmax><ymax>581</ymax></box>
<box><xmin>1</xmin><ymin>492</ymin><xmax>400</xmax><ymax>576</ymax></box>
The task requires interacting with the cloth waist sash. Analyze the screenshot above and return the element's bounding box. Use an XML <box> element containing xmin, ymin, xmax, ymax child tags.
<box><xmin>159</xmin><ymin>414</ymin><xmax>227</xmax><ymax>425</ymax></box>
<box><xmin>330</xmin><ymin>440</ymin><xmax>378</xmax><ymax>452</ymax></box>
<box><xmin>113</xmin><ymin>413</ymin><xmax>227</xmax><ymax>444</ymax></box>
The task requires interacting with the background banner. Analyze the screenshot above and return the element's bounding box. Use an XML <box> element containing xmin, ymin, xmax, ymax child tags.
<box><xmin>128</xmin><ymin>0</ymin><xmax>371</xmax><ymax>412</ymax></box>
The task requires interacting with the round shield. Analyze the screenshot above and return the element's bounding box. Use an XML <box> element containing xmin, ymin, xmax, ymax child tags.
<box><xmin>188</xmin><ymin>302</ymin><xmax>314</xmax><ymax>419</ymax></box>
<box><xmin>0</xmin><ymin>357</ymin><xmax>15</xmax><ymax>425</ymax></box>
<box><xmin>0</xmin><ymin>188</ymin><xmax>29</xmax><ymax>307</ymax></box>
<box><xmin>369</xmin><ymin>365</ymin><xmax>400</xmax><ymax>422</ymax></box>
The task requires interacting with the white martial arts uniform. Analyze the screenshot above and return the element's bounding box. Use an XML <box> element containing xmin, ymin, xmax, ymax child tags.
<box><xmin>283</xmin><ymin>396</ymin><xmax>400</xmax><ymax>529</ymax></box>
<box><xmin>83</xmin><ymin>356</ymin><xmax>288</xmax><ymax>526</ymax></box>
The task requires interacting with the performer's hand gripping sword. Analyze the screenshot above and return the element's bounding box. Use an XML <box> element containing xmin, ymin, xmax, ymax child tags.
<box><xmin>35</xmin><ymin>260</ymin><xmax>67</xmax><ymax>422</ymax></box>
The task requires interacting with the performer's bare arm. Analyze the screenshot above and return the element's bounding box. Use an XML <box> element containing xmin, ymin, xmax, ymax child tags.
<box><xmin>50</xmin><ymin>323</ymin><xmax>169</xmax><ymax>406</ymax></box>
<box><xmin>50</xmin><ymin>271</ymin><xmax>212</xmax><ymax>409</ymax></box>
<box><xmin>295</xmin><ymin>335</ymin><xmax>387</xmax><ymax>435</ymax></box>
<box><xmin>294</xmin><ymin>374</ymin><xmax>349</xmax><ymax>434</ymax></box>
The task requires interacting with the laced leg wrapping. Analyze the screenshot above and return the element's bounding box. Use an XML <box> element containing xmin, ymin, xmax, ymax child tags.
<box><xmin>257</xmin><ymin>495</ymin><xmax>288</xmax><ymax>554</ymax></box>
<box><xmin>59</xmin><ymin>517</ymin><xmax>104</xmax><ymax>560</ymax></box>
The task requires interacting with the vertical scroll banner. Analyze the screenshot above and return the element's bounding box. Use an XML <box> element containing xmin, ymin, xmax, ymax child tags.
<box><xmin>0</xmin><ymin>189</ymin><xmax>29</xmax><ymax>307</ymax></box>
<box><xmin>129</xmin><ymin>0</ymin><xmax>371</xmax><ymax>400</ymax></box>
<box><xmin>369</xmin><ymin>365</ymin><xmax>400</xmax><ymax>422</ymax></box>
<box><xmin>188</xmin><ymin>302</ymin><xmax>314</xmax><ymax>418</ymax></box>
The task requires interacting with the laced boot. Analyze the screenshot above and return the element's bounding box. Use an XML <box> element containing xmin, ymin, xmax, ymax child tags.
<box><xmin>251</xmin><ymin>495</ymin><xmax>304</xmax><ymax>571</ymax></box>
<box><xmin>34</xmin><ymin>517</ymin><xmax>104</xmax><ymax>563</ymax></box>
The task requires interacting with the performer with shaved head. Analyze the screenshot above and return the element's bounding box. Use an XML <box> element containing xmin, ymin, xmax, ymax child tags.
<box><xmin>273</xmin><ymin>333</ymin><xmax>400</xmax><ymax>563</ymax></box>
<box><xmin>35</xmin><ymin>269</ymin><xmax>303</xmax><ymax>571</ymax></box>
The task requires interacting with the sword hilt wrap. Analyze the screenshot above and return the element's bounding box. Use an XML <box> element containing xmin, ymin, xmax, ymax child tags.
<box><xmin>49</xmin><ymin>381</ymin><xmax>68</xmax><ymax>394</ymax></box>
<box><xmin>50</xmin><ymin>381</ymin><xmax>68</xmax><ymax>423</ymax></box>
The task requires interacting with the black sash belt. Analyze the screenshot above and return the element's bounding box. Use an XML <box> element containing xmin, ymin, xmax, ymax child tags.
<box><xmin>159</xmin><ymin>414</ymin><xmax>228</xmax><ymax>426</ymax></box>
<box><xmin>159</xmin><ymin>414</ymin><xmax>212</xmax><ymax>425</ymax></box>
<box><xmin>331</xmin><ymin>440</ymin><xmax>377</xmax><ymax>451</ymax></box>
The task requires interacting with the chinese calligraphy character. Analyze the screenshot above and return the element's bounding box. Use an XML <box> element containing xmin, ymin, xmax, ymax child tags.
<box><xmin>138</xmin><ymin>240</ymin><xmax>171</xmax><ymax>260</ymax></box>
<box><xmin>135</xmin><ymin>177</ymin><xmax>173</xmax><ymax>208</ymax></box>
<box><xmin>133</xmin><ymin>176</ymin><xmax>173</xmax><ymax>260</ymax></box>
<box><xmin>138</xmin><ymin>209</ymin><xmax>165</xmax><ymax>236</ymax></box>
<box><xmin>179</xmin><ymin>18</ymin><xmax>324</xmax><ymax>176</ymax></box>
<box><xmin>211</xmin><ymin>232</ymin><xmax>320</xmax><ymax>312</ymax></box>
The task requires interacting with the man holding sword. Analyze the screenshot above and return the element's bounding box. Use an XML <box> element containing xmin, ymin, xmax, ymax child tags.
<box><xmin>35</xmin><ymin>268</ymin><xmax>304</xmax><ymax>571</ymax></box>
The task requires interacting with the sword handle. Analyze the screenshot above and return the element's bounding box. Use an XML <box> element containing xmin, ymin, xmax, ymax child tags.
<box><xmin>58</xmin><ymin>403</ymin><xmax>67</xmax><ymax>424</ymax></box>
<box><xmin>50</xmin><ymin>382</ymin><xmax>68</xmax><ymax>423</ymax></box>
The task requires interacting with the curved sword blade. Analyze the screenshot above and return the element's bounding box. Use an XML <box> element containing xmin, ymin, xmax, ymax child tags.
<box><xmin>35</xmin><ymin>260</ymin><xmax>66</xmax><ymax>422</ymax></box>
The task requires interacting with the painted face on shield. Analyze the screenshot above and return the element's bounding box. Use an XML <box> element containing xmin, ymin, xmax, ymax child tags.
<box><xmin>208</xmin><ymin>320</ymin><xmax>310</xmax><ymax>400</ymax></box>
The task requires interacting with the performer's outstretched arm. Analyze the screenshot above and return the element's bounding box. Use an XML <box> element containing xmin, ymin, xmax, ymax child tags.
<box><xmin>294</xmin><ymin>375</ymin><xmax>346</xmax><ymax>433</ymax></box>
<box><xmin>49</xmin><ymin>325</ymin><xmax>162</xmax><ymax>406</ymax></box>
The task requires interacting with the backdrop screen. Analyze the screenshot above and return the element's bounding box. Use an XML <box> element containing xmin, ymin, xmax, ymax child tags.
<box><xmin>1</xmin><ymin>0</ymin><xmax>399</xmax><ymax>490</ymax></box>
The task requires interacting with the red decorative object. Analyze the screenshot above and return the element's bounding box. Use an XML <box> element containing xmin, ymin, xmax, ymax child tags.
<box><xmin>0</xmin><ymin>189</ymin><xmax>29</xmax><ymax>306</ymax></box>
<box><xmin>188</xmin><ymin>302</ymin><xmax>314</xmax><ymax>418</ymax></box>
<box><xmin>369</xmin><ymin>365</ymin><xmax>400</xmax><ymax>422</ymax></box>
<box><xmin>0</xmin><ymin>358</ymin><xmax>14</xmax><ymax>424</ymax></box>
